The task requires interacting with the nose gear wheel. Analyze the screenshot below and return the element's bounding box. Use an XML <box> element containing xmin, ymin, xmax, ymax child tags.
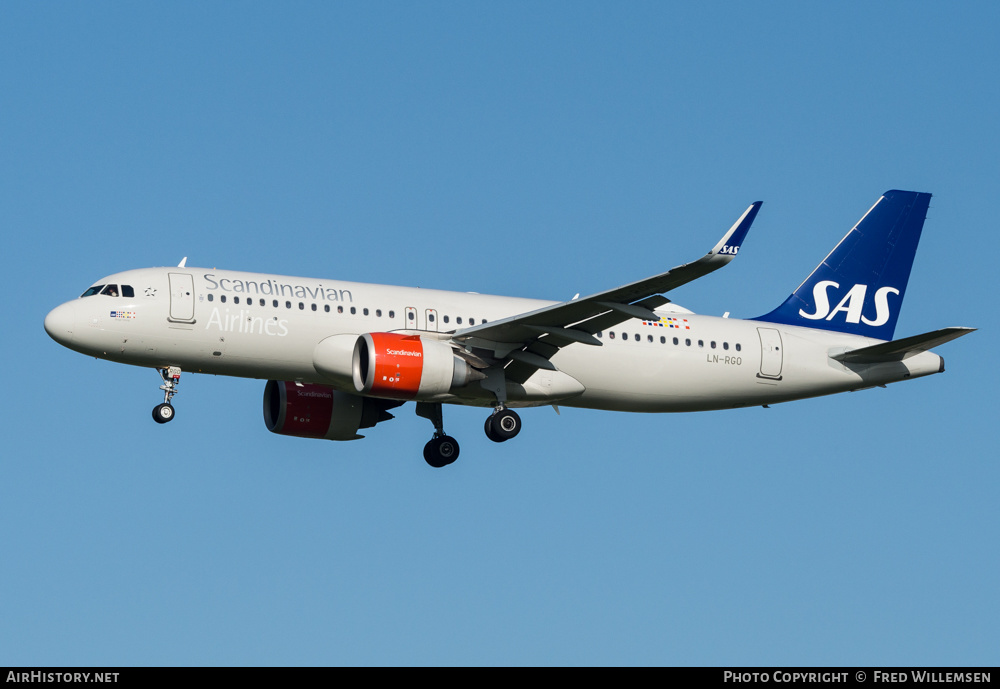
<box><xmin>152</xmin><ymin>403</ymin><xmax>175</xmax><ymax>424</ymax></box>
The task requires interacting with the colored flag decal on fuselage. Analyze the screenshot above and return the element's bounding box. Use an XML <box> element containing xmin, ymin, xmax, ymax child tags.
<box><xmin>110</xmin><ymin>311</ymin><xmax>136</xmax><ymax>320</ymax></box>
<box><xmin>642</xmin><ymin>317</ymin><xmax>690</xmax><ymax>329</ymax></box>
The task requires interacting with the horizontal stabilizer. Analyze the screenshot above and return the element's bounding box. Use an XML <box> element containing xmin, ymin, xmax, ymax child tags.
<box><xmin>831</xmin><ymin>327</ymin><xmax>975</xmax><ymax>364</ymax></box>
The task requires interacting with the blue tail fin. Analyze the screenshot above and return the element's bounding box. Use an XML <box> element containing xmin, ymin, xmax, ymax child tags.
<box><xmin>754</xmin><ymin>190</ymin><xmax>931</xmax><ymax>341</ymax></box>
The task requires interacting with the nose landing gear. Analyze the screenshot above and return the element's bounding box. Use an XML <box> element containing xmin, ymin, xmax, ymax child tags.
<box><xmin>152</xmin><ymin>366</ymin><xmax>182</xmax><ymax>424</ymax></box>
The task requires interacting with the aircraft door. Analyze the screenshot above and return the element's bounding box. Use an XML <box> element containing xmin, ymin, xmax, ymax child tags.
<box><xmin>168</xmin><ymin>273</ymin><xmax>196</xmax><ymax>323</ymax></box>
<box><xmin>757</xmin><ymin>327</ymin><xmax>783</xmax><ymax>380</ymax></box>
<box><xmin>425</xmin><ymin>308</ymin><xmax>439</xmax><ymax>332</ymax></box>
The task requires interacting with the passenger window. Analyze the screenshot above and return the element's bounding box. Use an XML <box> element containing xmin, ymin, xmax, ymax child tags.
<box><xmin>723</xmin><ymin>342</ymin><xmax>729</xmax><ymax>350</ymax></box>
<box><xmin>299</xmin><ymin>302</ymin><xmax>305</xmax><ymax>310</ymax></box>
<box><xmin>285</xmin><ymin>301</ymin><xmax>291</xmax><ymax>309</ymax></box>
<box><xmin>711</xmin><ymin>341</ymin><xmax>716</xmax><ymax>349</ymax></box>
<box><xmin>311</xmin><ymin>304</ymin><xmax>317</xmax><ymax>311</ymax></box>
<box><xmin>272</xmin><ymin>300</ymin><xmax>278</xmax><ymax>308</ymax></box>
<box><xmin>363</xmin><ymin>308</ymin><xmax>369</xmax><ymax>316</ymax></box>
<box><xmin>609</xmin><ymin>332</ymin><xmax>616</xmax><ymax>339</ymax></box>
<box><xmin>469</xmin><ymin>318</ymin><xmax>475</xmax><ymax>325</ymax></box>
<box><xmin>389</xmin><ymin>310</ymin><xmax>395</xmax><ymax>319</ymax></box>
<box><xmin>376</xmin><ymin>309</ymin><xmax>382</xmax><ymax>317</ymax></box>
<box><xmin>736</xmin><ymin>343</ymin><xmax>742</xmax><ymax>352</ymax></box>
<box><xmin>457</xmin><ymin>317</ymin><xmax>463</xmax><ymax>325</ymax></box>
<box><xmin>685</xmin><ymin>338</ymin><xmax>691</xmax><ymax>346</ymax></box>
<box><xmin>260</xmin><ymin>299</ymin><xmax>265</xmax><ymax>307</ymax></box>
<box><xmin>634</xmin><ymin>334</ymin><xmax>640</xmax><ymax>342</ymax></box>
<box><xmin>443</xmin><ymin>316</ymin><xmax>450</xmax><ymax>324</ymax></box>
<box><xmin>207</xmin><ymin>294</ymin><xmax>214</xmax><ymax>302</ymax></box>
<box><xmin>407</xmin><ymin>311</ymin><xmax>414</xmax><ymax>321</ymax></box>
<box><xmin>350</xmin><ymin>307</ymin><xmax>356</xmax><ymax>315</ymax></box>
<box><xmin>698</xmin><ymin>340</ymin><xmax>704</xmax><ymax>347</ymax></box>
<box><xmin>338</xmin><ymin>306</ymin><xmax>343</xmax><ymax>314</ymax></box>
<box><xmin>660</xmin><ymin>336</ymin><xmax>665</xmax><ymax>344</ymax></box>
<box><xmin>673</xmin><ymin>337</ymin><xmax>679</xmax><ymax>345</ymax></box>
<box><xmin>324</xmin><ymin>305</ymin><xmax>330</xmax><ymax>313</ymax></box>
<box><xmin>221</xmin><ymin>295</ymin><xmax>227</xmax><ymax>303</ymax></box>
<box><xmin>648</xmin><ymin>335</ymin><xmax>653</xmax><ymax>343</ymax></box>
<box><xmin>428</xmin><ymin>313</ymin><xmax>435</xmax><ymax>322</ymax></box>
<box><xmin>234</xmin><ymin>297</ymin><xmax>240</xmax><ymax>305</ymax></box>
<box><xmin>622</xmin><ymin>332</ymin><xmax>628</xmax><ymax>340</ymax></box>
<box><xmin>122</xmin><ymin>285</ymin><xmax>135</xmax><ymax>298</ymax></box>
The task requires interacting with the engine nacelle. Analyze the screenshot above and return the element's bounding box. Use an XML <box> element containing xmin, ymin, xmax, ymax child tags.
<box><xmin>262</xmin><ymin>380</ymin><xmax>400</xmax><ymax>441</ymax></box>
<box><xmin>352</xmin><ymin>332</ymin><xmax>482</xmax><ymax>399</ymax></box>
<box><xmin>313</xmin><ymin>332</ymin><xmax>483</xmax><ymax>400</ymax></box>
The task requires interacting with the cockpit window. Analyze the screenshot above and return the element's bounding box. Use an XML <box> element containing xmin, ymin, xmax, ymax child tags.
<box><xmin>121</xmin><ymin>285</ymin><xmax>135</xmax><ymax>298</ymax></box>
<box><xmin>81</xmin><ymin>285</ymin><xmax>105</xmax><ymax>297</ymax></box>
<box><xmin>100</xmin><ymin>285</ymin><xmax>119</xmax><ymax>297</ymax></box>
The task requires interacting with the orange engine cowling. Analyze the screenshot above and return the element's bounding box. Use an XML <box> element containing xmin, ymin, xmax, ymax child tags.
<box><xmin>262</xmin><ymin>381</ymin><xmax>401</xmax><ymax>441</ymax></box>
<box><xmin>352</xmin><ymin>332</ymin><xmax>482</xmax><ymax>400</ymax></box>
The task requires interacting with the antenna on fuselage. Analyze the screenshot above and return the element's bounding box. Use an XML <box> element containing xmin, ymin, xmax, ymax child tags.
<box><xmin>177</xmin><ymin>257</ymin><xmax>188</xmax><ymax>268</ymax></box>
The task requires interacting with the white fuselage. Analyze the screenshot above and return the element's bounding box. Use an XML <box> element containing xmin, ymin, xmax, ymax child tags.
<box><xmin>44</xmin><ymin>266</ymin><xmax>944</xmax><ymax>412</ymax></box>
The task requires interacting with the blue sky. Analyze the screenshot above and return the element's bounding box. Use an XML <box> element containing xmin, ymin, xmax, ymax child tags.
<box><xmin>2</xmin><ymin>2</ymin><xmax>996</xmax><ymax>665</ymax></box>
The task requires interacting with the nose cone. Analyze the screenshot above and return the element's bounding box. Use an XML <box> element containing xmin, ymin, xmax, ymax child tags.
<box><xmin>44</xmin><ymin>302</ymin><xmax>76</xmax><ymax>346</ymax></box>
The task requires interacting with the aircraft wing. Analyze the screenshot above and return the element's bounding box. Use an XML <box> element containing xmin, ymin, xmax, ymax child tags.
<box><xmin>452</xmin><ymin>201</ymin><xmax>762</xmax><ymax>381</ymax></box>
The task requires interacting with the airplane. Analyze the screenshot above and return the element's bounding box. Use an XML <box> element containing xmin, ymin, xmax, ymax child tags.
<box><xmin>44</xmin><ymin>190</ymin><xmax>973</xmax><ymax>468</ymax></box>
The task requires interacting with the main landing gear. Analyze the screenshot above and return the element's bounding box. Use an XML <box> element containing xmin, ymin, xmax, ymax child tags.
<box><xmin>484</xmin><ymin>407</ymin><xmax>521</xmax><ymax>443</ymax></box>
<box><xmin>481</xmin><ymin>367</ymin><xmax>520</xmax><ymax>443</ymax></box>
<box><xmin>416</xmin><ymin>402</ymin><xmax>460</xmax><ymax>468</ymax></box>
<box><xmin>152</xmin><ymin>366</ymin><xmax>182</xmax><ymax>424</ymax></box>
<box><xmin>416</xmin><ymin>402</ymin><xmax>524</xmax><ymax>468</ymax></box>
<box><xmin>416</xmin><ymin>369</ymin><xmax>522</xmax><ymax>468</ymax></box>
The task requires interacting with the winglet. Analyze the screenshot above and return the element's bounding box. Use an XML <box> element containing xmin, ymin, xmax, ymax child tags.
<box><xmin>708</xmin><ymin>201</ymin><xmax>762</xmax><ymax>260</ymax></box>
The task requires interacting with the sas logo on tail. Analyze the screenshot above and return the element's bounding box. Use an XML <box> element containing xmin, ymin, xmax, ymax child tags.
<box><xmin>799</xmin><ymin>281</ymin><xmax>899</xmax><ymax>326</ymax></box>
